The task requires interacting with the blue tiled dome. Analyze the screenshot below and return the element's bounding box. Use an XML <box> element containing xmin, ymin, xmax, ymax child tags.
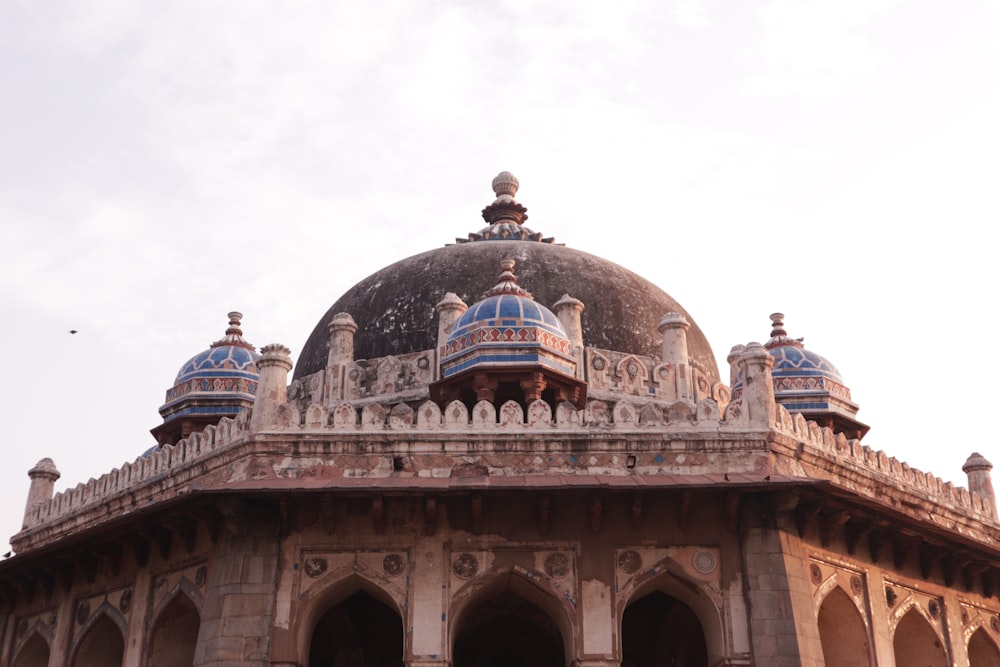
<box><xmin>449</xmin><ymin>294</ymin><xmax>567</xmax><ymax>342</ymax></box>
<box><xmin>440</xmin><ymin>260</ymin><xmax>576</xmax><ymax>380</ymax></box>
<box><xmin>159</xmin><ymin>312</ymin><xmax>260</xmax><ymax>420</ymax></box>
<box><xmin>769</xmin><ymin>344</ymin><xmax>844</xmax><ymax>384</ymax></box>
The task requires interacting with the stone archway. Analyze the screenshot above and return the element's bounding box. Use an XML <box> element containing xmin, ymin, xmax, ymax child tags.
<box><xmin>308</xmin><ymin>590</ymin><xmax>404</xmax><ymax>667</ymax></box>
<box><xmin>893</xmin><ymin>608</ymin><xmax>947</xmax><ymax>667</ymax></box>
<box><xmin>70</xmin><ymin>614</ymin><xmax>125</xmax><ymax>667</ymax></box>
<box><xmin>816</xmin><ymin>587</ymin><xmax>870</xmax><ymax>667</ymax></box>
<box><xmin>148</xmin><ymin>592</ymin><xmax>200</xmax><ymax>667</ymax></box>
<box><xmin>12</xmin><ymin>633</ymin><xmax>50</xmax><ymax>667</ymax></box>
<box><xmin>621</xmin><ymin>591</ymin><xmax>707</xmax><ymax>667</ymax></box>
<box><xmin>969</xmin><ymin>627</ymin><xmax>1000</xmax><ymax>666</ymax></box>
<box><xmin>453</xmin><ymin>588</ymin><xmax>565</xmax><ymax>667</ymax></box>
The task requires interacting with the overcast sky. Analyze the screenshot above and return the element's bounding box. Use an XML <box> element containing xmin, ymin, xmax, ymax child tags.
<box><xmin>2</xmin><ymin>0</ymin><xmax>999</xmax><ymax>550</ymax></box>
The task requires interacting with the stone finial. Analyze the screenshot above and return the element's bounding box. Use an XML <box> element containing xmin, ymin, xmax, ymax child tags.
<box><xmin>766</xmin><ymin>312</ymin><xmax>804</xmax><ymax>349</ymax></box>
<box><xmin>481</xmin><ymin>172</ymin><xmax>528</xmax><ymax>226</ymax></box>
<box><xmin>964</xmin><ymin>452</ymin><xmax>996</xmax><ymax>508</ymax></box>
<box><xmin>327</xmin><ymin>312</ymin><xmax>358</xmax><ymax>366</ymax></box>
<box><xmin>251</xmin><ymin>343</ymin><xmax>294</xmax><ymax>431</ymax></box>
<box><xmin>24</xmin><ymin>458</ymin><xmax>61</xmax><ymax>529</ymax></box>
<box><xmin>210</xmin><ymin>311</ymin><xmax>255</xmax><ymax>350</ymax></box>
<box><xmin>436</xmin><ymin>292</ymin><xmax>469</xmax><ymax>353</ymax></box>
<box><xmin>492</xmin><ymin>171</ymin><xmax>519</xmax><ymax>198</ymax></box>
<box><xmin>485</xmin><ymin>259</ymin><xmax>533</xmax><ymax>298</ymax></box>
<box><xmin>740</xmin><ymin>343</ymin><xmax>776</xmax><ymax>426</ymax></box>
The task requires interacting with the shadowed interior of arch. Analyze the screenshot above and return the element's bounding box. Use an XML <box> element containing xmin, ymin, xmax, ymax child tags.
<box><xmin>309</xmin><ymin>591</ymin><xmax>404</xmax><ymax>667</ymax></box>
<box><xmin>817</xmin><ymin>586</ymin><xmax>871</xmax><ymax>666</ymax></box>
<box><xmin>893</xmin><ymin>607</ymin><xmax>947</xmax><ymax>667</ymax></box>
<box><xmin>12</xmin><ymin>633</ymin><xmax>50</xmax><ymax>667</ymax></box>
<box><xmin>71</xmin><ymin>614</ymin><xmax>124</xmax><ymax>667</ymax></box>
<box><xmin>969</xmin><ymin>626</ymin><xmax>1000</xmax><ymax>666</ymax></box>
<box><xmin>622</xmin><ymin>591</ymin><xmax>707</xmax><ymax>667</ymax></box>
<box><xmin>453</xmin><ymin>589</ymin><xmax>565</xmax><ymax>667</ymax></box>
<box><xmin>148</xmin><ymin>592</ymin><xmax>200</xmax><ymax>667</ymax></box>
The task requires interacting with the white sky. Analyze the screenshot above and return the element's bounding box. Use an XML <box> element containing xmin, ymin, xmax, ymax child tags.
<box><xmin>2</xmin><ymin>0</ymin><xmax>999</xmax><ymax>551</ymax></box>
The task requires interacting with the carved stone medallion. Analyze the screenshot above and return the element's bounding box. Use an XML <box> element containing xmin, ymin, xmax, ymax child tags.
<box><xmin>617</xmin><ymin>550</ymin><xmax>642</xmax><ymax>574</ymax></box>
<box><xmin>453</xmin><ymin>553</ymin><xmax>479</xmax><ymax>579</ymax></box>
<box><xmin>850</xmin><ymin>575</ymin><xmax>863</xmax><ymax>595</ymax></box>
<box><xmin>885</xmin><ymin>586</ymin><xmax>897</xmax><ymax>607</ymax></box>
<box><xmin>195</xmin><ymin>566</ymin><xmax>208</xmax><ymax>587</ymax></box>
<box><xmin>383</xmin><ymin>554</ymin><xmax>405</xmax><ymax>577</ymax></box>
<box><xmin>692</xmin><ymin>551</ymin><xmax>717</xmax><ymax>574</ymax></box>
<box><xmin>991</xmin><ymin>615</ymin><xmax>1000</xmax><ymax>634</ymax></box>
<box><xmin>119</xmin><ymin>588</ymin><xmax>132</xmax><ymax>613</ymax></box>
<box><xmin>544</xmin><ymin>552</ymin><xmax>571</xmax><ymax>578</ymax></box>
<box><xmin>928</xmin><ymin>599</ymin><xmax>941</xmax><ymax>618</ymax></box>
<box><xmin>304</xmin><ymin>557</ymin><xmax>328</xmax><ymax>578</ymax></box>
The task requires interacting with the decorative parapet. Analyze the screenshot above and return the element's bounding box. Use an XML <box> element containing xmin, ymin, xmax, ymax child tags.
<box><xmin>15</xmin><ymin>411</ymin><xmax>251</xmax><ymax>541</ymax></box>
<box><xmin>770</xmin><ymin>404</ymin><xmax>995</xmax><ymax>523</ymax></box>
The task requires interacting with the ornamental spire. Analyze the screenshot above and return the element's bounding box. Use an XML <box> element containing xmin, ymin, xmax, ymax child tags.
<box><xmin>456</xmin><ymin>172</ymin><xmax>555</xmax><ymax>244</ymax></box>
<box><xmin>210</xmin><ymin>311</ymin><xmax>256</xmax><ymax>350</ymax></box>
<box><xmin>484</xmin><ymin>258</ymin><xmax>533</xmax><ymax>299</ymax></box>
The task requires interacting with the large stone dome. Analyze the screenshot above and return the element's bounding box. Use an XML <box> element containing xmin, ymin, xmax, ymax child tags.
<box><xmin>294</xmin><ymin>173</ymin><xmax>720</xmax><ymax>383</ymax></box>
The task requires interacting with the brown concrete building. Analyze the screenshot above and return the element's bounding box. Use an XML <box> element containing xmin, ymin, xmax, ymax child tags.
<box><xmin>3</xmin><ymin>172</ymin><xmax>999</xmax><ymax>666</ymax></box>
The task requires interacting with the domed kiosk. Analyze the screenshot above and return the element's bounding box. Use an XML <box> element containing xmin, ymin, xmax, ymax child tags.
<box><xmin>151</xmin><ymin>312</ymin><xmax>260</xmax><ymax>446</ymax></box>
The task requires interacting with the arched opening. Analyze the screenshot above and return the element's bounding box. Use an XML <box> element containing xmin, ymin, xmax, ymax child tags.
<box><xmin>453</xmin><ymin>588</ymin><xmax>566</xmax><ymax>667</ymax></box>
<box><xmin>969</xmin><ymin>627</ymin><xmax>1000</xmax><ymax>666</ymax></box>
<box><xmin>621</xmin><ymin>591</ymin><xmax>707</xmax><ymax>667</ymax></box>
<box><xmin>13</xmin><ymin>632</ymin><xmax>50</xmax><ymax>667</ymax></box>
<box><xmin>308</xmin><ymin>590</ymin><xmax>404</xmax><ymax>667</ymax></box>
<box><xmin>148</xmin><ymin>592</ymin><xmax>200</xmax><ymax>667</ymax></box>
<box><xmin>71</xmin><ymin>614</ymin><xmax>125</xmax><ymax>667</ymax></box>
<box><xmin>893</xmin><ymin>608</ymin><xmax>947</xmax><ymax>667</ymax></box>
<box><xmin>817</xmin><ymin>587</ymin><xmax>870</xmax><ymax>667</ymax></box>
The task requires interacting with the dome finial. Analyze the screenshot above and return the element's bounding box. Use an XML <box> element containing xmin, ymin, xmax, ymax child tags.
<box><xmin>492</xmin><ymin>171</ymin><xmax>519</xmax><ymax>198</ymax></box>
<box><xmin>485</xmin><ymin>258</ymin><xmax>533</xmax><ymax>299</ymax></box>
<box><xmin>211</xmin><ymin>311</ymin><xmax>255</xmax><ymax>350</ymax></box>
<box><xmin>769</xmin><ymin>313</ymin><xmax>786</xmax><ymax>338</ymax></box>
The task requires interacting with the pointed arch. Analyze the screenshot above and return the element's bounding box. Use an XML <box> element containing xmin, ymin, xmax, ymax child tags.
<box><xmin>69</xmin><ymin>604</ymin><xmax>127</xmax><ymax>667</ymax></box>
<box><xmin>617</xmin><ymin>558</ymin><xmax>725</xmax><ymax>667</ymax></box>
<box><xmin>893</xmin><ymin>607</ymin><xmax>947</xmax><ymax>667</ymax></box>
<box><xmin>449</xmin><ymin>569</ymin><xmax>576</xmax><ymax>667</ymax></box>
<box><xmin>816</xmin><ymin>586</ymin><xmax>871</xmax><ymax>667</ymax></box>
<box><xmin>969</xmin><ymin>626</ymin><xmax>1000</xmax><ymax>666</ymax></box>
<box><xmin>12</xmin><ymin>631</ymin><xmax>50</xmax><ymax>667</ymax></box>
<box><xmin>147</xmin><ymin>588</ymin><xmax>201</xmax><ymax>667</ymax></box>
<box><xmin>294</xmin><ymin>569</ymin><xmax>406</xmax><ymax>665</ymax></box>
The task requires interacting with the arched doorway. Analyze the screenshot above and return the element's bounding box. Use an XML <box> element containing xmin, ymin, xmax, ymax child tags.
<box><xmin>148</xmin><ymin>593</ymin><xmax>200</xmax><ymax>667</ymax></box>
<box><xmin>893</xmin><ymin>608</ymin><xmax>947</xmax><ymax>667</ymax></box>
<box><xmin>308</xmin><ymin>590</ymin><xmax>404</xmax><ymax>667</ymax></box>
<box><xmin>71</xmin><ymin>614</ymin><xmax>125</xmax><ymax>667</ymax></box>
<box><xmin>13</xmin><ymin>633</ymin><xmax>50</xmax><ymax>667</ymax></box>
<box><xmin>816</xmin><ymin>587</ymin><xmax>870</xmax><ymax>666</ymax></box>
<box><xmin>969</xmin><ymin>627</ymin><xmax>1000</xmax><ymax>666</ymax></box>
<box><xmin>453</xmin><ymin>589</ymin><xmax>566</xmax><ymax>667</ymax></box>
<box><xmin>621</xmin><ymin>591</ymin><xmax>707</xmax><ymax>667</ymax></box>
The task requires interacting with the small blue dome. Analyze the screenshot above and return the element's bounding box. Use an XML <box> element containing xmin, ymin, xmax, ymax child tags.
<box><xmin>440</xmin><ymin>260</ymin><xmax>576</xmax><ymax>380</ymax></box>
<box><xmin>160</xmin><ymin>312</ymin><xmax>260</xmax><ymax>412</ymax></box>
<box><xmin>769</xmin><ymin>344</ymin><xmax>844</xmax><ymax>384</ymax></box>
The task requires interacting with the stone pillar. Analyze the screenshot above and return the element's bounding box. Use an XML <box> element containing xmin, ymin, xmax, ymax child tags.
<box><xmin>327</xmin><ymin>312</ymin><xmax>358</xmax><ymax>367</ymax></box>
<box><xmin>739</xmin><ymin>343</ymin><xmax>775</xmax><ymax>427</ymax></box>
<box><xmin>727</xmin><ymin>344</ymin><xmax>746</xmax><ymax>389</ymax></box>
<box><xmin>554</xmin><ymin>294</ymin><xmax>585</xmax><ymax>378</ymax></box>
<box><xmin>435</xmin><ymin>293</ymin><xmax>468</xmax><ymax>352</ymax></box>
<box><xmin>658</xmin><ymin>312</ymin><xmax>690</xmax><ymax>398</ymax></box>
<box><xmin>963</xmin><ymin>452</ymin><xmax>996</xmax><ymax>510</ymax></box>
<box><xmin>22</xmin><ymin>458</ymin><xmax>60</xmax><ymax>529</ymax></box>
<box><xmin>740</xmin><ymin>497</ymin><xmax>824</xmax><ymax>666</ymax></box>
<box><xmin>250</xmin><ymin>344</ymin><xmax>293</xmax><ymax>431</ymax></box>
<box><xmin>194</xmin><ymin>501</ymin><xmax>280</xmax><ymax>666</ymax></box>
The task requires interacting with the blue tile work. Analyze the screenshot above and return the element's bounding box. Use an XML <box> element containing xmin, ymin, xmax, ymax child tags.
<box><xmin>160</xmin><ymin>313</ymin><xmax>261</xmax><ymax>411</ymax></box>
